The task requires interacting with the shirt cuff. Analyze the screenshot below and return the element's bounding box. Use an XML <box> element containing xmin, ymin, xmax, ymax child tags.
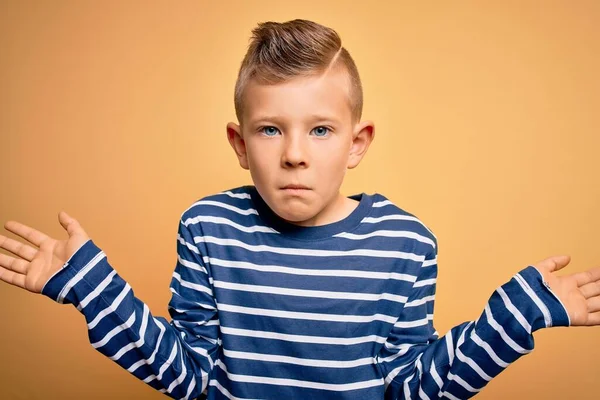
<box><xmin>517</xmin><ymin>265</ymin><xmax>571</xmax><ymax>328</ymax></box>
<box><xmin>41</xmin><ymin>239</ymin><xmax>103</xmax><ymax>304</ymax></box>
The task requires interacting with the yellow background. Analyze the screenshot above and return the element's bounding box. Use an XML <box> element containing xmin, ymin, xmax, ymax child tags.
<box><xmin>1</xmin><ymin>1</ymin><xmax>598</xmax><ymax>399</ymax></box>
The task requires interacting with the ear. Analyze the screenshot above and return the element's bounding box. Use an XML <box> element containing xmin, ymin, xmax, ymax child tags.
<box><xmin>226</xmin><ymin>122</ymin><xmax>249</xmax><ymax>170</ymax></box>
<box><xmin>347</xmin><ymin>120</ymin><xmax>375</xmax><ymax>169</ymax></box>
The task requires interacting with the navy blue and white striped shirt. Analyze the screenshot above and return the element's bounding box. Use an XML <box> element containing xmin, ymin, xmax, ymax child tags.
<box><xmin>42</xmin><ymin>185</ymin><xmax>570</xmax><ymax>399</ymax></box>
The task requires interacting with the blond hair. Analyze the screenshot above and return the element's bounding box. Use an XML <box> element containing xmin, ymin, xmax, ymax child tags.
<box><xmin>234</xmin><ymin>19</ymin><xmax>363</xmax><ymax>124</ymax></box>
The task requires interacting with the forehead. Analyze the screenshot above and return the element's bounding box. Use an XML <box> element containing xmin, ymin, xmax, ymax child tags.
<box><xmin>243</xmin><ymin>69</ymin><xmax>352</xmax><ymax>124</ymax></box>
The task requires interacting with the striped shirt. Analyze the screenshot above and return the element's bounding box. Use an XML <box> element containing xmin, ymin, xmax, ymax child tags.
<box><xmin>41</xmin><ymin>185</ymin><xmax>570</xmax><ymax>399</ymax></box>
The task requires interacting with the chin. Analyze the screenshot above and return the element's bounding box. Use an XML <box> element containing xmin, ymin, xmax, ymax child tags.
<box><xmin>274</xmin><ymin>205</ymin><xmax>318</xmax><ymax>225</ymax></box>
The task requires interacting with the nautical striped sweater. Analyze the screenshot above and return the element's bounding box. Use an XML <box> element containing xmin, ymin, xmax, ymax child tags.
<box><xmin>41</xmin><ymin>185</ymin><xmax>570</xmax><ymax>399</ymax></box>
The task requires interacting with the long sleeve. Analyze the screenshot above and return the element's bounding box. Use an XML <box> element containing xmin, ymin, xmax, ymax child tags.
<box><xmin>377</xmin><ymin>250</ymin><xmax>571</xmax><ymax>400</ymax></box>
<box><xmin>41</xmin><ymin>219</ymin><xmax>220</xmax><ymax>400</ymax></box>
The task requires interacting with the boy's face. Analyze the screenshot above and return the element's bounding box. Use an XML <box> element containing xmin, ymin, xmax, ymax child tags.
<box><xmin>227</xmin><ymin>68</ymin><xmax>374</xmax><ymax>226</ymax></box>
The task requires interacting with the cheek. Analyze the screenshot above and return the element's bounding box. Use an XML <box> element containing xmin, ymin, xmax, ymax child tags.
<box><xmin>247</xmin><ymin>143</ymin><xmax>277</xmax><ymax>180</ymax></box>
<box><xmin>318</xmin><ymin>145</ymin><xmax>350</xmax><ymax>172</ymax></box>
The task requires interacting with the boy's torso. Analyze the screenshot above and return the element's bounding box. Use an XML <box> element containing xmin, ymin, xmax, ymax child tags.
<box><xmin>182</xmin><ymin>186</ymin><xmax>435</xmax><ymax>399</ymax></box>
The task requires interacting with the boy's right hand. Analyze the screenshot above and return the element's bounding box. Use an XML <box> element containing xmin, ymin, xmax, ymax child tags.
<box><xmin>0</xmin><ymin>211</ymin><xmax>89</xmax><ymax>293</ymax></box>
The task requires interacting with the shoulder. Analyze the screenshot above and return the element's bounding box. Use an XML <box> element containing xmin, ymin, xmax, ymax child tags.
<box><xmin>179</xmin><ymin>185</ymin><xmax>257</xmax><ymax>223</ymax></box>
<box><xmin>363</xmin><ymin>192</ymin><xmax>438</xmax><ymax>254</ymax></box>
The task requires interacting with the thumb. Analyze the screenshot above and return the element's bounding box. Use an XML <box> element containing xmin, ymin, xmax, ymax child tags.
<box><xmin>58</xmin><ymin>211</ymin><xmax>86</xmax><ymax>237</ymax></box>
<box><xmin>534</xmin><ymin>255</ymin><xmax>571</xmax><ymax>273</ymax></box>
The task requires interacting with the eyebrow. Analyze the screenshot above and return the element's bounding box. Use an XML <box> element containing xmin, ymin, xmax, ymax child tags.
<box><xmin>249</xmin><ymin>115</ymin><xmax>341</xmax><ymax>124</ymax></box>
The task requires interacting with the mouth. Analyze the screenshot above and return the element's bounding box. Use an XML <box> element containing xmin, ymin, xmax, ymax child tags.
<box><xmin>281</xmin><ymin>184</ymin><xmax>311</xmax><ymax>194</ymax></box>
<box><xmin>282</xmin><ymin>184</ymin><xmax>310</xmax><ymax>190</ymax></box>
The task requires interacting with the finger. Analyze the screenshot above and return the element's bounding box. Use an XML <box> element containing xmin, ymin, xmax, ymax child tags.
<box><xmin>0</xmin><ymin>253</ymin><xmax>28</xmax><ymax>274</ymax></box>
<box><xmin>58</xmin><ymin>211</ymin><xmax>86</xmax><ymax>237</ymax></box>
<box><xmin>587</xmin><ymin>296</ymin><xmax>600</xmax><ymax>314</ymax></box>
<box><xmin>4</xmin><ymin>220</ymin><xmax>50</xmax><ymax>248</ymax></box>
<box><xmin>0</xmin><ymin>266</ymin><xmax>26</xmax><ymax>289</ymax></box>
<box><xmin>574</xmin><ymin>267</ymin><xmax>600</xmax><ymax>287</ymax></box>
<box><xmin>0</xmin><ymin>234</ymin><xmax>37</xmax><ymax>261</ymax></box>
<box><xmin>584</xmin><ymin>311</ymin><xmax>600</xmax><ymax>327</ymax></box>
<box><xmin>535</xmin><ymin>255</ymin><xmax>571</xmax><ymax>273</ymax></box>
<box><xmin>580</xmin><ymin>280</ymin><xmax>600</xmax><ymax>299</ymax></box>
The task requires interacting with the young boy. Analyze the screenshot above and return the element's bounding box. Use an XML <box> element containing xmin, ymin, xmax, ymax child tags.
<box><xmin>1</xmin><ymin>19</ymin><xmax>599</xmax><ymax>400</ymax></box>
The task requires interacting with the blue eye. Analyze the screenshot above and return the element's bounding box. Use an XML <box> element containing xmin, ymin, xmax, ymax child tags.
<box><xmin>262</xmin><ymin>126</ymin><xmax>280</xmax><ymax>136</ymax></box>
<box><xmin>312</xmin><ymin>126</ymin><xmax>330</xmax><ymax>137</ymax></box>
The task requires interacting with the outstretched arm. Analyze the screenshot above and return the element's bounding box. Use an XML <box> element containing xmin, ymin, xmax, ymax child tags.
<box><xmin>378</xmin><ymin>251</ymin><xmax>600</xmax><ymax>400</ymax></box>
<box><xmin>0</xmin><ymin>212</ymin><xmax>219</xmax><ymax>399</ymax></box>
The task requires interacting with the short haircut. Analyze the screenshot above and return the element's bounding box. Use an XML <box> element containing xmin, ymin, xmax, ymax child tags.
<box><xmin>234</xmin><ymin>19</ymin><xmax>363</xmax><ymax>125</ymax></box>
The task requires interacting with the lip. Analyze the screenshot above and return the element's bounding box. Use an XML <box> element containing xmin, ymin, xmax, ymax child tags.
<box><xmin>282</xmin><ymin>184</ymin><xmax>310</xmax><ymax>190</ymax></box>
<box><xmin>281</xmin><ymin>184</ymin><xmax>310</xmax><ymax>194</ymax></box>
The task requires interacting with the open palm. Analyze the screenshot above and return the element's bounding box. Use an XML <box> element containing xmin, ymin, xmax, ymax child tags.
<box><xmin>0</xmin><ymin>211</ymin><xmax>89</xmax><ymax>293</ymax></box>
<box><xmin>534</xmin><ymin>255</ymin><xmax>600</xmax><ymax>327</ymax></box>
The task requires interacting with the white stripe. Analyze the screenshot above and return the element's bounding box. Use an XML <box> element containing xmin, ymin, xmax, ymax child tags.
<box><xmin>441</xmin><ymin>390</ymin><xmax>461</xmax><ymax>400</ymax></box>
<box><xmin>172</xmin><ymin>321</ymin><xmax>217</xmax><ymax>345</ymax></box>
<box><xmin>57</xmin><ymin>251</ymin><xmax>106</xmax><ymax>303</ymax></box>
<box><xmin>446</xmin><ymin>330</ymin><xmax>455</xmax><ymax>366</ymax></box>
<box><xmin>188</xmin><ymin>344</ymin><xmax>215</xmax><ymax>369</ymax></box>
<box><xmin>422</xmin><ymin>258</ymin><xmax>437</xmax><ymax>267</ymax></box>
<box><xmin>456</xmin><ymin>348</ymin><xmax>492</xmax><ymax>381</ymax></box>
<box><xmin>393</xmin><ymin>317</ymin><xmax>429</xmax><ymax>328</ymax></box>
<box><xmin>378</xmin><ymin>343</ymin><xmax>413</xmax><ymax>363</ymax></box>
<box><xmin>457</xmin><ymin>322</ymin><xmax>473</xmax><ymax>347</ymax></box>
<box><xmin>77</xmin><ymin>270</ymin><xmax>117</xmax><ymax>311</ymax></box>
<box><xmin>166</xmin><ymin>342</ymin><xmax>188</xmax><ymax>394</ymax></box>
<box><xmin>223</xmin><ymin>348</ymin><xmax>375</xmax><ymax>368</ymax></box>
<box><xmin>177</xmin><ymin>234</ymin><xmax>201</xmax><ymax>254</ymax></box>
<box><xmin>173</xmin><ymin>272</ymin><xmax>213</xmax><ymax>296</ymax></box>
<box><xmin>484</xmin><ymin>304</ymin><xmax>530</xmax><ymax>354</ymax></box>
<box><xmin>218</xmin><ymin>303</ymin><xmax>397</xmax><ymax>324</ymax></box>
<box><xmin>471</xmin><ymin>331</ymin><xmax>509</xmax><ymax>368</ymax></box>
<box><xmin>169</xmin><ymin>288</ymin><xmax>217</xmax><ymax>311</ymax></box>
<box><xmin>88</xmin><ymin>283</ymin><xmax>131</xmax><ymax>329</ymax></box>
<box><xmin>110</xmin><ymin>304</ymin><xmax>150</xmax><ymax>361</ymax></box>
<box><xmin>413</xmin><ymin>278</ymin><xmax>436</xmax><ymax>288</ymax></box>
<box><xmin>205</xmin><ymin>256</ymin><xmax>417</xmax><ymax>282</ymax></box>
<box><xmin>416</xmin><ymin>359</ymin><xmax>431</xmax><ymax>400</ymax></box>
<box><xmin>220</xmin><ymin>326</ymin><xmax>386</xmax><ymax>345</ymax></box>
<box><xmin>430</xmin><ymin>359</ymin><xmax>444</xmax><ymax>390</ymax></box>
<box><xmin>373</xmin><ymin>200</ymin><xmax>393</xmax><ymax>208</ymax></box>
<box><xmin>497</xmin><ymin>286</ymin><xmax>531</xmax><ymax>333</ymax></box>
<box><xmin>178</xmin><ymin>255</ymin><xmax>207</xmax><ymax>274</ymax></box>
<box><xmin>448</xmin><ymin>372</ymin><xmax>480</xmax><ymax>393</ymax></box>
<box><xmin>190</xmin><ymin>200</ymin><xmax>258</xmax><ymax>215</ymax></box>
<box><xmin>363</xmin><ymin>215</ymin><xmax>420</xmax><ymax>223</ymax></box>
<box><xmin>144</xmin><ymin>341</ymin><xmax>179</xmax><ymax>383</ymax></box>
<box><xmin>403</xmin><ymin>378</ymin><xmax>412</xmax><ymax>399</ymax></box>
<box><xmin>514</xmin><ymin>273</ymin><xmax>552</xmax><ymax>327</ymax></box>
<box><xmin>184</xmin><ymin>376</ymin><xmax>198</xmax><ymax>400</ymax></box>
<box><xmin>418</xmin><ymin>386</ymin><xmax>431</xmax><ymax>400</ymax></box>
<box><xmin>216</xmin><ymin>360</ymin><xmax>383</xmax><ymax>392</ymax></box>
<box><xmin>196</xmin><ymin>236</ymin><xmax>425</xmax><ymax>261</ymax></box>
<box><xmin>184</xmin><ymin>215</ymin><xmax>277</xmax><ymax>234</ymax></box>
<box><xmin>92</xmin><ymin>311</ymin><xmax>136</xmax><ymax>348</ymax></box>
<box><xmin>334</xmin><ymin>230</ymin><xmax>435</xmax><ymax>248</ymax></box>
<box><xmin>362</xmin><ymin>214</ymin><xmax>437</xmax><ymax>239</ymax></box>
<box><xmin>383</xmin><ymin>352</ymin><xmax>422</xmax><ymax>388</ymax></box>
<box><xmin>384</xmin><ymin>358</ymin><xmax>412</xmax><ymax>386</ymax></box>
<box><xmin>220</xmin><ymin>190</ymin><xmax>251</xmax><ymax>199</ymax></box>
<box><xmin>128</xmin><ymin>318</ymin><xmax>166</xmax><ymax>373</ymax></box>
<box><xmin>213</xmin><ymin>280</ymin><xmax>407</xmax><ymax>303</ymax></box>
<box><xmin>405</xmin><ymin>295</ymin><xmax>435</xmax><ymax>307</ymax></box>
<box><xmin>209</xmin><ymin>378</ymin><xmax>258</xmax><ymax>400</ymax></box>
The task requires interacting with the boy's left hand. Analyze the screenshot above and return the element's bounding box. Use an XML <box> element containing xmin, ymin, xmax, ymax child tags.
<box><xmin>534</xmin><ymin>255</ymin><xmax>600</xmax><ymax>326</ymax></box>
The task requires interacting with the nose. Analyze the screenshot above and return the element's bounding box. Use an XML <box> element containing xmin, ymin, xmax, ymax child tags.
<box><xmin>281</xmin><ymin>134</ymin><xmax>308</xmax><ymax>168</ymax></box>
